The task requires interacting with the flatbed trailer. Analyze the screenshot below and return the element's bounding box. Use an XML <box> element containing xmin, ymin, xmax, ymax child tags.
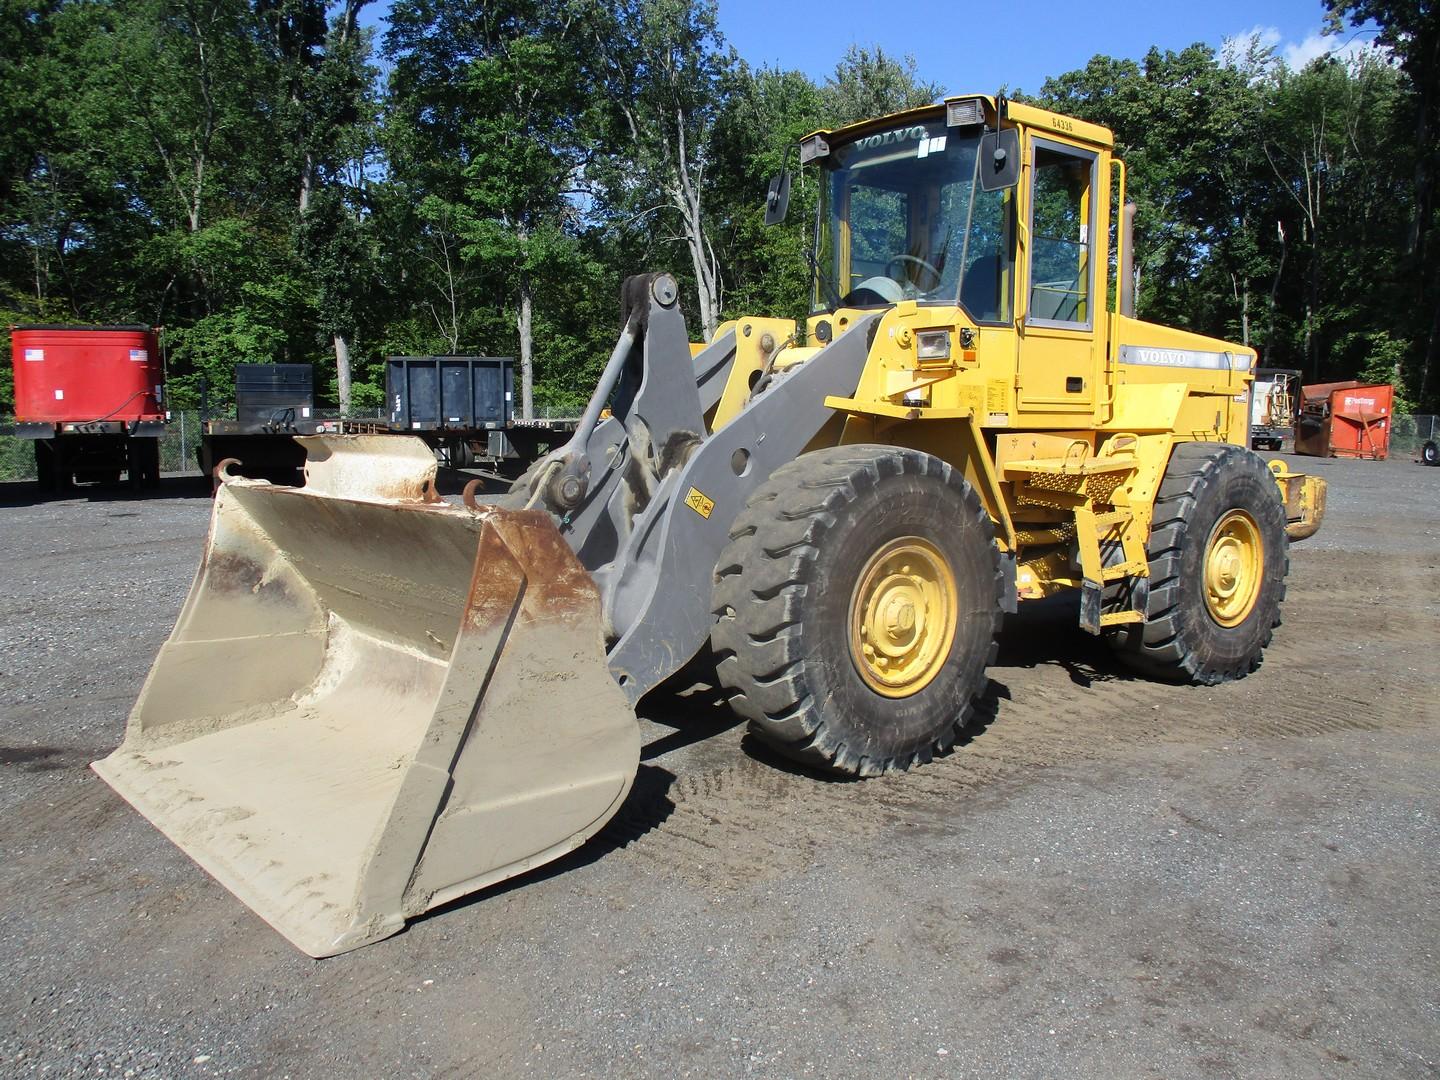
<box><xmin>198</xmin><ymin>359</ymin><xmax>579</xmax><ymax>486</ymax></box>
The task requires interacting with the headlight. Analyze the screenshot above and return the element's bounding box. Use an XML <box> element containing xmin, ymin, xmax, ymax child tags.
<box><xmin>916</xmin><ymin>330</ymin><xmax>951</xmax><ymax>361</ymax></box>
<box><xmin>799</xmin><ymin>135</ymin><xmax>830</xmax><ymax>164</ymax></box>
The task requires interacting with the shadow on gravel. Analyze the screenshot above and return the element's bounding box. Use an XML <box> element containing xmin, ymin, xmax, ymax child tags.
<box><xmin>0</xmin><ymin>746</ymin><xmax>107</xmax><ymax>773</ymax></box>
<box><xmin>409</xmin><ymin>665</ymin><xmax>743</xmax><ymax>931</ymax></box>
<box><xmin>994</xmin><ymin>593</ymin><xmax>1139</xmax><ymax>686</ymax></box>
<box><xmin>0</xmin><ymin>474</ymin><xmax>211</xmax><ymax>507</ymax></box>
<box><xmin>400</xmin><ymin>592</ymin><xmax>1137</xmax><ymax>937</ymax></box>
<box><xmin>407</xmin><ymin>762</ymin><xmax>680</xmax><ymax>934</ymax></box>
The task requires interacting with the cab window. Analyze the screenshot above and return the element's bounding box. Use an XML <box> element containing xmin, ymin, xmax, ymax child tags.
<box><xmin>1028</xmin><ymin>142</ymin><xmax>1095</xmax><ymax>327</ymax></box>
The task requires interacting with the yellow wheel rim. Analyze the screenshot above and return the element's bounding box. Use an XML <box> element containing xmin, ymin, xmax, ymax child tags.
<box><xmin>1203</xmin><ymin>509</ymin><xmax>1263</xmax><ymax>628</ymax></box>
<box><xmin>848</xmin><ymin>537</ymin><xmax>957</xmax><ymax>698</ymax></box>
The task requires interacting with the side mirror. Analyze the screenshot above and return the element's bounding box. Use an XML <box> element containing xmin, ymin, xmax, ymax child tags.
<box><xmin>764</xmin><ymin>172</ymin><xmax>791</xmax><ymax>226</ymax></box>
<box><xmin>979</xmin><ymin>129</ymin><xmax>1020</xmax><ymax>192</ymax></box>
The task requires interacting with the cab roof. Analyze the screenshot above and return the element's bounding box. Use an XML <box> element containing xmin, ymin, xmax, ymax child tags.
<box><xmin>804</xmin><ymin>94</ymin><xmax>1114</xmax><ymax>151</ymax></box>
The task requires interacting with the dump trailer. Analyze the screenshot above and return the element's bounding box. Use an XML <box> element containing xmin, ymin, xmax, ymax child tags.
<box><xmin>10</xmin><ymin>325</ymin><xmax>164</xmax><ymax>490</ymax></box>
<box><xmin>95</xmin><ymin>95</ymin><xmax>1327</xmax><ymax>956</ymax></box>
<box><xmin>1294</xmin><ymin>380</ymin><xmax>1394</xmax><ymax>460</ymax></box>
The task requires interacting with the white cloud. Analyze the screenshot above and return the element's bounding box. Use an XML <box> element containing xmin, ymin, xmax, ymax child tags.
<box><xmin>1282</xmin><ymin>30</ymin><xmax>1383</xmax><ymax>69</ymax></box>
<box><xmin>1223</xmin><ymin>24</ymin><xmax>1389</xmax><ymax>72</ymax></box>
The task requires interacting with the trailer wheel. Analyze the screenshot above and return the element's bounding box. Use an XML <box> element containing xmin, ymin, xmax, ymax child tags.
<box><xmin>1110</xmin><ymin>442</ymin><xmax>1288</xmax><ymax>684</ymax></box>
<box><xmin>1423</xmin><ymin>440</ymin><xmax>1439</xmax><ymax>466</ymax></box>
<box><xmin>136</xmin><ymin>438</ymin><xmax>162</xmax><ymax>487</ymax></box>
<box><xmin>711</xmin><ymin>445</ymin><xmax>1003</xmax><ymax>777</ymax></box>
<box><xmin>33</xmin><ymin>442</ymin><xmax>54</xmax><ymax>490</ymax></box>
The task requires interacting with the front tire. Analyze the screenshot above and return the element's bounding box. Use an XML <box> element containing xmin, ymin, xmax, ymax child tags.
<box><xmin>1110</xmin><ymin>442</ymin><xmax>1288</xmax><ymax>684</ymax></box>
<box><xmin>711</xmin><ymin>445</ymin><xmax>1003</xmax><ymax>777</ymax></box>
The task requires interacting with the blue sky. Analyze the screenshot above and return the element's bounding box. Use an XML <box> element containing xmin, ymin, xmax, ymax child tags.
<box><xmin>359</xmin><ymin>1</ymin><xmax>1374</xmax><ymax>91</ymax></box>
<box><xmin>717</xmin><ymin>0</ymin><xmax>1365</xmax><ymax>92</ymax></box>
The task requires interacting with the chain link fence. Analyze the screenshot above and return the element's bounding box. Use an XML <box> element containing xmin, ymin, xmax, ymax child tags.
<box><xmin>1390</xmin><ymin>413</ymin><xmax>1438</xmax><ymax>457</ymax></box>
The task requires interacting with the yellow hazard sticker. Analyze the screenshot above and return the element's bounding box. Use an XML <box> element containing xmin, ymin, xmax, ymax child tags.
<box><xmin>684</xmin><ymin>486</ymin><xmax>715</xmax><ymax>519</ymax></box>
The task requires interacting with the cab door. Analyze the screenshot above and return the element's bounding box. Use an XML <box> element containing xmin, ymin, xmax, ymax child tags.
<box><xmin>1016</xmin><ymin>137</ymin><xmax>1103</xmax><ymax>419</ymax></box>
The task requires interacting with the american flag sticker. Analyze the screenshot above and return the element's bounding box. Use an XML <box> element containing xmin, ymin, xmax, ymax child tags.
<box><xmin>24</xmin><ymin>348</ymin><xmax>43</xmax><ymax>361</ymax></box>
<box><xmin>130</xmin><ymin>348</ymin><xmax>148</xmax><ymax>362</ymax></box>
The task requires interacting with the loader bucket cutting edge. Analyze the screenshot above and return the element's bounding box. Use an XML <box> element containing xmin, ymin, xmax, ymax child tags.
<box><xmin>92</xmin><ymin>437</ymin><xmax>639</xmax><ymax>957</ymax></box>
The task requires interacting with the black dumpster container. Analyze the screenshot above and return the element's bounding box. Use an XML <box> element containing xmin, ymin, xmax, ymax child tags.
<box><xmin>387</xmin><ymin>357</ymin><xmax>514</xmax><ymax>431</ymax></box>
<box><xmin>236</xmin><ymin>363</ymin><xmax>314</xmax><ymax>426</ymax></box>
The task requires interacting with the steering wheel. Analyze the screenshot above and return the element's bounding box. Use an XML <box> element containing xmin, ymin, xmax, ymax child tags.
<box><xmin>886</xmin><ymin>254</ymin><xmax>943</xmax><ymax>290</ymax></box>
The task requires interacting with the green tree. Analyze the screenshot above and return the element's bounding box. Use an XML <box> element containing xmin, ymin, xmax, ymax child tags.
<box><xmin>821</xmin><ymin>45</ymin><xmax>941</xmax><ymax>126</ymax></box>
<box><xmin>585</xmin><ymin>0</ymin><xmax>732</xmax><ymax>340</ymax></box>
<box><xmin>708</xmin><ymin>63</ymin><xmax>826</xmax><ymax>323</ymax></box>
<box><xmin>383</xmin><ymin>0</ymin><xmax>597</xmax><ymax>416</ymax></box>
<box><xmin>1326</xmin><ymin>0</ymin><xmax>1440</xmax><ymax>405</ymax></box>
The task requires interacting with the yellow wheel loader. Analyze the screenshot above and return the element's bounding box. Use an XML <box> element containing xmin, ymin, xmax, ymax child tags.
<box><xmin>94</xmin><ymin>95</ymin><xmax>1327</xmax><ymax>956</ymax></box>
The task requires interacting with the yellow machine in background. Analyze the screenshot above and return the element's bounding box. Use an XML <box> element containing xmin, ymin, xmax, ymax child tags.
<box><xmin>95</xmin><ymin>95</ymin><xmax>1326</xmax><ymax>955</ymax></box>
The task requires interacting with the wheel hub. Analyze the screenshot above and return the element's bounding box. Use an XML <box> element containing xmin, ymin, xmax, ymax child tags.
<box><xmin>1204</xmin><ymin>510</ymin><xmax>1263</xmax><ymax>627</ymax></box>
<box><xmin>849</xmin><ymin>539</ymin><xmax>957</xmax><ymax>697</ymax></box>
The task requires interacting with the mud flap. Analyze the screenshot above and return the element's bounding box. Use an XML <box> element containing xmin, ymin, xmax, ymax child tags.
<box><xmin>93</xmin><ymin>436</ymin><xmax>638</xmax><ymax>957</ymax></box>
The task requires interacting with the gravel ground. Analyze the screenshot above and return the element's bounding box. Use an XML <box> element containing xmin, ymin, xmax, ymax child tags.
<box><xmin>1</xmin><ymin>452</ymin><xmax>1437</xmax><ymax>1079</ymax></box>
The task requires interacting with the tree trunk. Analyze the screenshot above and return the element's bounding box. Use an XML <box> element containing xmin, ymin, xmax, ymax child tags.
<box><xmin>1266</xmin><ymin>220</ymin><xmax>1287</xmax><ymax>358</ymax></box>
<box><xmin>299</xmin><ymin>149</ymin><xmax>313</xmax><ymax>216</ymax></box>
<box><xmin>671</xmin><ymin>110</ymin><xmax>720</xmax><ymax>340</ymax></box>
<box><xmin>1232</xmin><ymin>272</ymin><xmax>1250</xmax><ymax>347</ymax></box>
<box><xmin>1407</xmin><ymin>85</ymin><xmax>1431</xmax><ymax>259</ymax></box>
<box><xmin>682</xmin><ymin>219</ymin><xmax>719</xmax><ymax>341</ymax></box>
<box><xmin>516</xmin><ymin>278</ymin><xmax>534</xmax><ymax>420</ymax></box>
<box><xmin>334</xmin><ymin>332</ymin><xmax>352</xmax><ymax>417</ymax></box>
<box><xmin>1418</xmin><ymin>289</ymin><xmax>1439</xmax><ymax>409</ymax></box>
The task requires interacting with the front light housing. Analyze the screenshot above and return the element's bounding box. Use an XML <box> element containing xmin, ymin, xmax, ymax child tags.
<box><xmin>946</xmin><ymin>98</ymin><xmax>985</xmax><ymax>128</ymax></box>
<box><xmin>916</xmin><ymin>330</ymin><xmax>951</xmax><ymax>361</ymax></box>
<box><xmin>799</xmin><ymin>134</ymin><xmax>830</xmax><ymax>164</ymax></box>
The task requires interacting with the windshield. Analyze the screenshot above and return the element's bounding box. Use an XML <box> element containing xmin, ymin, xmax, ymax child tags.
<box><xmin>815</xmin><ymin>121</ymin><xmax>1014</xmax><ymax>321</ymax></box>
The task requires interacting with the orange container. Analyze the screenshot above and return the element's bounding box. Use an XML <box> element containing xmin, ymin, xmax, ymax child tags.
<box><xmin>1293</xmin><ymin>381</ymin><xmax>1393</xmax><ymax>460</ymax></box>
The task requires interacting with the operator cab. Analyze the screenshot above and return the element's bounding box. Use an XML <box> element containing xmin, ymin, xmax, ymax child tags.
<box><xmin>776</xmin><ymin>96</ymin><xmax>1099</xmax><ymax>332</ymax></box>
<box><xmin>816</xmin><ymin>117</ymin><xmax>1015</xmax><ymax>321</ymax></box>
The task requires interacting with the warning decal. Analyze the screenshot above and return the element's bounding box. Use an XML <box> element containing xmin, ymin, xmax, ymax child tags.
<box><xmin>684</xmin><ymin>487</ymin><xmax>715</xmax><ymax>519</ymax></box>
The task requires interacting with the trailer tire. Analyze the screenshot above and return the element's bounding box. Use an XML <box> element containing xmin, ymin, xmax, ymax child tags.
<box><xmin>711</xmin><ymin>445</ymin><xmax>1003</xmax><ymax>777</ymax></box>
<box><xmin>1110</xmin><ymin>442</ymin><xmax>1288</xmax><ymax>684</ymax></box>
<box><xmin>137</xmin><ymin>438</ymin><xmax>162</xmax><ymax>487</ymax></box>
<box><xmin>33</xmin><ymin>442</ymin><xmax>54</xmax><ymax>491</ymax></box>
<box><xmin>1423</xmin><ymin>440</ymin><xmax>1439</xmax><ymax>466</ymax></box>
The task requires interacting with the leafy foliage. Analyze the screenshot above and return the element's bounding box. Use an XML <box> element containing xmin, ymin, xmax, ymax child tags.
<box><xmin>1</xmin><ymin>1</ymin><xmax>1435</xmax><ymax>418</ymax></box>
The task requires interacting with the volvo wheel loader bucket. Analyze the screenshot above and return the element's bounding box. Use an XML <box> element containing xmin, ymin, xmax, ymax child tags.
<box><xmin>93</xmin><ymin>436</ymin><xmax>639</xmax><ymax>957</ymax></box>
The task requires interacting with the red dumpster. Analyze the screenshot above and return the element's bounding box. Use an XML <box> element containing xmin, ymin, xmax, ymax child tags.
<box><xmin>9</xmin><ymin>325</ymin><xmax>166</xmax><ymax>490</ymax></box>
<box><xmin>12</xmin><ymin>325</ymin><xmax>163</xmax><ymax>424</ymax></box>
<box><xmin>1293</xmin><ymin>381</ymin><xmax>1393</xmax><ymax>460</ymax></box>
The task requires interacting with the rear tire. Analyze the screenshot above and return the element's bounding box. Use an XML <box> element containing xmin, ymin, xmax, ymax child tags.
<box><xmin>1423</xmin><ymin>440</ymin><xmax>1439</xmax><ymax>466</ymax></box>
<box><xmin>711</xmin><ymin>445</ymin><xmax>1003</xmax><ymax>777</ymax></box>
<box><xmin>1110</xmin><ymin>442</ymin><xmax>1288</xmax><ymax>684</ymax></box>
